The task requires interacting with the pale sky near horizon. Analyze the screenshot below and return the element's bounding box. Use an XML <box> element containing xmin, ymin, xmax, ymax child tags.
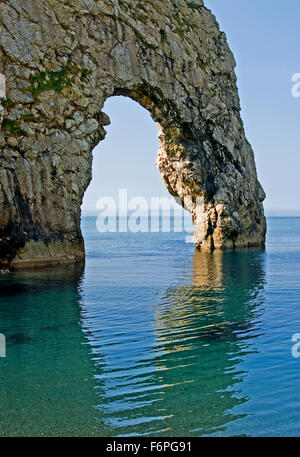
<box><xmin>82</xmin><ymin>0</ymin><xmax>300</xmax><ymax>216</ymax></box>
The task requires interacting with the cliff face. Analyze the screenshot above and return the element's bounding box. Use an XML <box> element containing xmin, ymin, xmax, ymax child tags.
<box><xmin>0</xmin><ymin>0</ymin><xmax>266</xmax><ymax>269</ymax></box>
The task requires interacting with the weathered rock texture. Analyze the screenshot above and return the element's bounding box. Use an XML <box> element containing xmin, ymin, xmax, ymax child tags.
<box><xmin>0</xmin><ymin>0</ymin><xmax>266</xmax><ymax>269</ymax></box>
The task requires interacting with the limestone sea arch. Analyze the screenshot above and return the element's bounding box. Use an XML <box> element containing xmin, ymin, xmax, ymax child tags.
<box><xmin>0</xmin><ymin>0</ymin><xmax>266</xmax><ymax>269</ymax></box>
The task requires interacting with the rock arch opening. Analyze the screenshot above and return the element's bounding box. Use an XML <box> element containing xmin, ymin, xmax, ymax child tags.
<box><xmin>81</xmin><ymin>95</ymin><xmax>167</xmax><ymax>215</ymax></box>
<box><xmin>81</xmin><ymin>95</ymin><xmax>195</xmax><ymax>243</ymax></box>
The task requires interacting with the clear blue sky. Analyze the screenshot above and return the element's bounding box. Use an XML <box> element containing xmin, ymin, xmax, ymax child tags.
<box><xmin>82</xmin><ymin>0</ymin><xmax>300</xmax><ymax>216</ymax></box>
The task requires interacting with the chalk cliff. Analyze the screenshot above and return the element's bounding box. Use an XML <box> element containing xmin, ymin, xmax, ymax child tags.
<box><xmin>0</xmin><ymin>0</ymin><xmax>266</xmax><ymax>269</ymax></box>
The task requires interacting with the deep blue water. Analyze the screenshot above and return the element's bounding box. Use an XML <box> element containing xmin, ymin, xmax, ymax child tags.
<box><xmin>0</xmin><ymin>217</ymin><xmax>300</xmax><ymax>436</ymax></box>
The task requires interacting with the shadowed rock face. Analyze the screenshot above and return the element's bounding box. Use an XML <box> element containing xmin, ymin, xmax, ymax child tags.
<box><xmin>0</xmin><ymin>0</ymin><xmax>266</xmax><ymax>269</ymax></box>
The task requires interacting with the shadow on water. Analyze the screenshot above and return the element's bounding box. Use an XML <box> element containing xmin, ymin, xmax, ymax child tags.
<box><xmin>0</xmin><ymin>264</ymin><xmax>108</xmax><ymax>437</ymax></box>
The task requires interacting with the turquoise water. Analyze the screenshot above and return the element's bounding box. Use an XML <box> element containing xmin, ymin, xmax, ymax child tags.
<box><xmin>0</xmin><ymin>217</ymin><xmax>300</xmax><ymax>436</ymax></box>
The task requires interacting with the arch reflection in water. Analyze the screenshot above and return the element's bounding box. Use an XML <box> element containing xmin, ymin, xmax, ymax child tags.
<box><xmin>88</xmin><ymin>248</ymin><xmax>266</xmax><ymax>437</ymax></box>
<box><xmin>0</xmin><ymin>265</ymin><xmax>106</xmax><ymax>437</ymax></box>
<box><xmin>151</xmin><ymin>249</ymin><xmax>266</xmax><ymax>436</ymax></box>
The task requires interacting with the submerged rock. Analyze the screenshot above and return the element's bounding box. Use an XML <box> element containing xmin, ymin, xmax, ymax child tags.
<box><xmin>0</xmin><ymin>0</ymin><xmax>266</xmax><ymax>269</ymax></box>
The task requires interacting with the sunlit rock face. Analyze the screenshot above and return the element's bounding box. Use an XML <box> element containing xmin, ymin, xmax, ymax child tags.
<box><xmin>0</xmin><ymin>0</ymin><xmax>266</xmax><ymax>269</ymax></box>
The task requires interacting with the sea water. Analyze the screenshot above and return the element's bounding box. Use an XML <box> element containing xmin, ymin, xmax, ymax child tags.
<box><xmin>0</xmin><ymin>217</ymin><xmax>300</xmax><ymax>436</ymax></box>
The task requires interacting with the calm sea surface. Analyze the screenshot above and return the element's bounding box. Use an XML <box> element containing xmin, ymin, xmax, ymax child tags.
<box><xmin>0</xmin><ymin>217</ymin><xmax>300</xmax><ymax>436</ymax></box>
